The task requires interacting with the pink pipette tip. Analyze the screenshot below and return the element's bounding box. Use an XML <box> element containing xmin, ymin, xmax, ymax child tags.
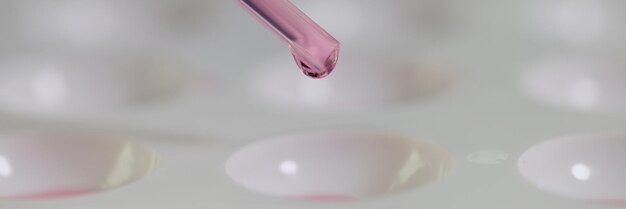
<box><xmin>236</xmin><ymin>0</ymin><xmax>340</xmax><ymax>79</ymax></box>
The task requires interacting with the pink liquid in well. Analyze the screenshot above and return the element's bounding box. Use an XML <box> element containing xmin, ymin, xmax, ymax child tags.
<box><xmin>599</xmin><ymin>199</ymin><xmax>626</xmax><ymax>205</ymax></box>
<box><xmin>237</xmin><ymin>0</ymin><xmax>340</xmax><ymax>79</ymax></box>
<box><xmin>290</xmin><ymin>194</ymin><xmax>355</xmax><ymax>202</ymax></box>
<box><xmin>13</xmin><ymin>189</ymin><xmax>94</xmax><ymax>200</ymax></box>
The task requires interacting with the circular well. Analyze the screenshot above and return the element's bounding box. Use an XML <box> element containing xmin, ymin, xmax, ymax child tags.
<box><xmin>519</xmin><ymin>134</ymin><xmax>626</xmax><ymax>203</ymax></box>
<box><xmin>0</xmin><ymin>52</ymin><xmax>186</xmax><ymax>117</ymax></box>
<box><xmin>521</xmin><ymin>55</ymin><xmax>626</xmax><ymax>114</ymax></box>
<box><xmin>0</xmin><ymin>132</ymin><xmax>159</xmax><ymax>200</ymax></box>
<box><xmin>226</xmin><ymin>131</ymin><xmax>451</xmax><ymax>202</ymax></box>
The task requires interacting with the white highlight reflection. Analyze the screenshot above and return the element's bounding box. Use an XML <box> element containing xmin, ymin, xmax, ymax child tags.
<box><xmin>0</xmin><ymin>156</ymin><xmax>12</xmax><ymax>178</ymax></box>
<box><xmin>522</xmin><ymin>55</ymin><xmax>626</xmax><ymax>113</ymax></box>
<box><xmin>279</xmin><ymin>160</ymin><xmax>299</xmax><ymax>176</ymax></box>
<box><xmin>0</xmin><ymin>53</ymin><xmax>186</xmax><ymax>118</ymax></box>
<box><xmin>226</xmin><ymin>131</ymin><xmax>451</xmax><ymax>201</ymax></box>
<box><xmin>572</xmin><ymin>163</ymin><xmax>591</xmax><ymax>181</ymax></box>
<box><xmin>519</xmin><ymin>134</ymin><xmax>626</xmax><ymax>201</ymax></box>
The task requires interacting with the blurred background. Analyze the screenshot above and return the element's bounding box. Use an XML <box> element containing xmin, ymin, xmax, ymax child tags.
<box><xmin>0</xmin><ymin>0</ymin><xmax>624</xmax><ymax>121</ymax></box>
<box><xmin>0</xmin><ymin>0</ymin><xmax>625</xmax><ymax>205</ymax></box>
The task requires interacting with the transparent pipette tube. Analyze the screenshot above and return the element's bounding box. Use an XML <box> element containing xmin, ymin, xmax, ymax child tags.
<box><xmin>236</xmin><ymin>0</ymin><xmax>340</xmax><ymax>78</ymax></box>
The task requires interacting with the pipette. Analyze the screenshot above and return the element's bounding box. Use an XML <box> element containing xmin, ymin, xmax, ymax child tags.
<box><xmin>236</xmin><ymin>0</ymin><xmax>340</xmax><ymax>79</ymax></box>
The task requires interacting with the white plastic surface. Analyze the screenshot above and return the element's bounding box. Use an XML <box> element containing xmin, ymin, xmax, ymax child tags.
<box><xmin>521</xmin><ymin>55</ymin><xmax>626</xmax><ymax>114</ymax></box>
<box><xmin>519</xmin><ymin>134</ymin><xmax>626</xmax><ymax>203</ymax></box>
<box><xmin>0</xmin><ymin>0</ymin><xmax>624</xmax><ymax>208</ymax></box>
<box><xmin>11</xmin><ymin>0</ymin><xmax>216</xmax><ymax>49</ymax></box>
<box><xmin>226</xmin><ymin>131</ymin><xmax>450</xmax><ymax>201</ymax></box>
<box><xmin>0</xmin><ymin>132</ymin><xmax>158</xmax><ymax>199</ymax></box>
<box><xmin>0</xmin><ymin>52</ymin><xmax>186</xmax><ymax>118</ymax></box>
<box><xmin>520</xmin><ymin>0</ymin><xmax>626</xmax><ymax>50</ymax></box>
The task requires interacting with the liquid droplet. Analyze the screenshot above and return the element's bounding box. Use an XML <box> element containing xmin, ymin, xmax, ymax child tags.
<box><xmin>292</xmin><ymin>48</ymin><xmax>339</xmax><ymax>79</ymax></box>
<box><xmin>237</xmin><ymin>0</ymin><xmax>340</xmax><ymax>79</ymax></box>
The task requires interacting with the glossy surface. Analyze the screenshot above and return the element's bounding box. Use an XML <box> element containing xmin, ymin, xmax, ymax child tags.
<box><xmin>0</xmin><ymin>0</ymin><xmax>626</xmax><ymax>208</ymax></box>
<box><xmin>236</xmin><ymin>0</ymin><xmax>340</xmax><ymax>78</ymax></box>
<box><xmin>519</xmin><ymin>134</ymin><xmax>626</xmax><ymax>202</ymax></box>
<box><xmin>225</xmin><ymin>131</ymin><xmax>451</xmax><ymax>202</ymax></box>
<box><xmin>0</xmin><ymin>132</ymin><xmax>159</xmax><ymax>199</ymax></box>
<box><xmin>0</xmin><ymin>52</ymin><xmax>185</xmax><ymax>118</ymax></box>
<box><xmin>521</xmin><ymin>55</ymin><xmax>626</xmax><ymax>113</ymax></box>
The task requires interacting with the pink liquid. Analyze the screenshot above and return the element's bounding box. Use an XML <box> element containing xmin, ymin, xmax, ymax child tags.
<box><xmin>13</xmin><ymin>189</ymin><xmax>94</xmax><ymax>200</ymax></box>
<box><xmin>599</xmin><ymin>199</ymin><xmax>626</xmax><ymax>205</ymax></box>
<box><xmin>236</xmin><ymin>0</ymin><xmax>340</xmax><ymax>79</ymax></box>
